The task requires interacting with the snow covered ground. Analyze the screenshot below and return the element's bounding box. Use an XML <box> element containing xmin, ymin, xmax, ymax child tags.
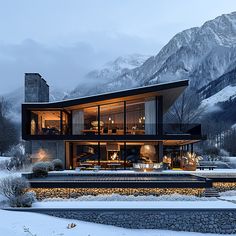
<box><xmin>200</xmin><ymin>85</ymin><xmax>236</xmax><ymax>111</ymax></box>
<box><xmin>40</xmin><ymin>193</ymin><xmax>215</xmax><ymax>202</ymax></box>
<box><xmin>0</xmin><ymin>209</ymin><xmax>227</xmax><ymax>236</ymax></box>
<box><xmin>1</xmin><ymin>166</ymin><xmax>236</xmax><ymax>235</ymax></box>
<box><xmin>0</xmin><ymin>156</ymin><xmax>11</xmax><ymax>162</ymax></box>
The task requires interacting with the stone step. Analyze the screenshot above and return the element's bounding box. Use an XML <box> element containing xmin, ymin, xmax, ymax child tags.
<box><xmin>202</xmin><ymin>188</ymin><xmax>220</xmax><ymax>197</ymax></box>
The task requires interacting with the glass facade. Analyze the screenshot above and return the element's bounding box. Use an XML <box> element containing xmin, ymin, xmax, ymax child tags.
<box><xmin>126</xmin><ymin>97</ymin><xmax>156</xmax><ymax>135</ymax></box>
<box><xmin>66</xmin><ymin>141</ymin><xmax>159</xmax><ymax>169</ymax></box>
<box><xmin>72</xmin><ymin>142</ymin><xmax>99</xmax><ymax>168</ymax></box>
<box><xmin>30</xmin><ymin>110</ymin><xmax>69</xmax><ymax>135</ymax></box>
<box><xmin>27</xmin><ymin>97</ymin><xmax>158</xmax><ymax>136</ymax></box>
<box><xmin>72</xmin><ymin>106</ymin><xmax>98</xmax><ymax>135</ymax></box>
<box><xmin>100</xmin><ymin>102</ymin><xmax>124</xmax><ymax>135</ymax></box>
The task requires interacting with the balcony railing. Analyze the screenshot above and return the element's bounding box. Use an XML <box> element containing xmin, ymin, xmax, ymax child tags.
<box><xmin>29</xmin><ymin>123</ymin><xmax>202</xmax><ymax>136</ymax></box>
<box><xmin>163</xmin><ymin>123</ymin><xmax>202</xmax><ymax>136</ymax></box>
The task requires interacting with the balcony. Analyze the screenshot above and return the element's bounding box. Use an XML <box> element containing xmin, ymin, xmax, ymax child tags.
<box><xmin>163</xmin><ymin>123</ymin><xmax>202</xmax><ymax>136</ymax></box>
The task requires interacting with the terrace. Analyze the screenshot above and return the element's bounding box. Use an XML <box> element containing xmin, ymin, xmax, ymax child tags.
<box><xmin>23</xmin><ymin>171</ymin><xmax>212</xmax><ymax>189</ymax></box>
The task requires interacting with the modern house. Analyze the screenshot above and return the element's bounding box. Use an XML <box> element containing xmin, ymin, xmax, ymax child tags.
<box><xmin>22</xmin><ymin>73</ymin><xmax>204</xmax><ymax>170</ymax></box>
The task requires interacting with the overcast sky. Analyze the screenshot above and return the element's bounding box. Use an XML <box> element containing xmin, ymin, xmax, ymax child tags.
<box><xmin>0</xmin><ymin>0</ymin><xmax>236</xmax><ymax>94</ymax></box>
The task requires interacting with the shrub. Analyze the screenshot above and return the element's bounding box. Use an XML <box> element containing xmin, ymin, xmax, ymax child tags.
<box><xmin>44</xmin><ymin>161</ymin><xmax>54</xmax><ymax>171</ymax></box>
<box><xmin>32</xmin><ymin>162</ymin><xmax>48</xmax><ymax>177</ymax></box>
<box><xmin>6</xmin><ymin>144</ymin><xmax>31</xmax><ymax>170</ymax></box>
<box><xmin>0</xmin><ymin>159</ymin><xmax>9</xmax><ymax>170</ymax></box>
<box><xmin>52</xmin><ymin>159</ymin><xmax>63</xmax><ymax>171</ymax></box>
<box><xmin>0</xmin><ymin>176</ymin><xmax>35</xmax><ymax>207</ymax></box>
<box><xmin>9</xmin><ymin>191</ymin><xmax>36</xmax><ymax>207</ymax></box>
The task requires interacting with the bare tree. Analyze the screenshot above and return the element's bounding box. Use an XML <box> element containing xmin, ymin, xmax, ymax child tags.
<box><xmin>165</xmin><ymin>89</ymin><xmax>203</xmax><ymax>124</ymax></box>
<box><xmin>0</xmin><ymin>96</ymin><xmax>9</xmax><ymax>117</ymax></box>
<box><xmin>0</xmin><ymin>176</ymin><xmax>35</xmax><ymax>207</ymax></box>
<box><xmin>0</xmin><ymin>96</ymin><xmax>19</xmax><ymax>155</ymax></box>
<box><xmin>0</xmin><ymin>176</ymin><xmax>29</xmax><ymax>199</ymax></box>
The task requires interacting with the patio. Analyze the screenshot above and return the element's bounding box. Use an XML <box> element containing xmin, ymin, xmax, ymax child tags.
<box><xmin>23</xmin><ymin>171</ymin><xmax>212</xmax><ymax>189</ymax></box>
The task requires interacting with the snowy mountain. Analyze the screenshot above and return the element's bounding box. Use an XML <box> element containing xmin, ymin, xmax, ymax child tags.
<box><xmin>4</xmin><ymin>12</ymin><xmax>236</xmax><ymax>125</ymax></box>
<box><xmin>200</xmin><ymin>85</ymin><xmax>236</xmax><ymax>111</ymax></box>
<box><xmin>68</xmin><ymin>12</ymin><xmax>236</xmax><ymax>100</ymax></box>
<box><xmin>68</xmin><ymin>54</ymin><xmax>150</xmax><ymax>98</ymax></box>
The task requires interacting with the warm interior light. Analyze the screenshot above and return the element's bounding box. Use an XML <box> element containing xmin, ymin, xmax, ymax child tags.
<box><xmin>110</xmin><ymin>152</ymin><xmax>118</xmax><ymax>160</ymax></box>
<box><xmin>37</xmin><ymin>148</ymin><xmax>48</xmax><ymax>161</ymax></box>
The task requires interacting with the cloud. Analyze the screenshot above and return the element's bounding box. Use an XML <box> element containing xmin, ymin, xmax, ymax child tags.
<box><xmin>0</xmin><ymin>39</ymin><xmax>110</xmax><ymax>93</ymax></box>
<box><xmin>0</xmin><ymin>34</ymin><xmax>162</xmax><ymax>94</ymax></box>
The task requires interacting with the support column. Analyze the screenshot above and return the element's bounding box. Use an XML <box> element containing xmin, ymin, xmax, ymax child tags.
<box><xmin>191</xmin><ymin>143</ymin><xmax>194</xmax><ymax>155</ymax></box>
<box><xmin>69</xmin><ymin>142</ymin><xmax>73</xmax><ymax>169</ymax></box>
<box><xmin>60</xmin><ymin>110</ymin><xmax>63</xmax><ymax>135</ymax></box>
<box><xmin>124</xmin><ymin>101</ymin><xmax>126</xmax><ymax>135</ymax></box>
<box><xmin>98</xmin><ymin>105</ymin><xmax>100</xmax><ymax>135</ymax></box>
<box><xmin>157</xmin><ymin>96</ymin><xmax>163</xmax><ymax>135</ymax></box>
<box><xmin>124</xmin><ymin>142</ymin><xmax>127</xmax><ymax>170</ymax></box>
<box><xmin>157</xmin><ymin>141</ymin><xmax>163</xmax><ymax>162</ymax></box>
<box><xmin>98</xmin><ymin>142</ymin><xmax>101</xmax><ymax>165</ymax></box>
<box><xmin>187</xmin><ymin>144</ymin><xmax>190</xmax><ymax>152</ymax></box>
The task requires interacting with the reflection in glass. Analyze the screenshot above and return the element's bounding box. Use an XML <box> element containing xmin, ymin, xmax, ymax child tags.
<box><xmin>72</xmin><ymin>106</ymin><xmax>98</xmax><ymax>135</ymax></box>
<box><xmin>100</xmin><ymin>102</ymin><xmax>124</xmax><ymax>135</ymax></box>
<box><xmin>30</xmin><ymin>111</ymin><xmax>69</xmax><ymax>135</ymax></box>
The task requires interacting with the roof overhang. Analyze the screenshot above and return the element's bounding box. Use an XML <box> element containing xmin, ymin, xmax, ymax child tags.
<box><xmin>22</xmin><ymin>80</ymin><xmax>188</xmax><ymax>113</ymax></box>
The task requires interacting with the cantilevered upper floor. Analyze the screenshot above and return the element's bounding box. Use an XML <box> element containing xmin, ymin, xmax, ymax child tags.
<box><xmin>22</xmin><ymin>79</ymin><xmax>204</xmax><ymax>143</ymax></box>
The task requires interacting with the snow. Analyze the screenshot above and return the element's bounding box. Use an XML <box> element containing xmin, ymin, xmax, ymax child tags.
<box><xmin>200</xmin><ymin>85</ymin><xmax>236</xmax><ymax>111</ymax></box>
<box><xmin>0</xmin><ymin>156</ymin><xmax>11</xmax><ymax>162</ymax></box>
<box><xmin>219</xmin><ymin>196</ymin><xmax>236</xmax><ymax>201</ymax></box>
<box><xmin>41</xmin><ymin>193</ymin><xmax>215</xmax><ymax>202</ymax></box>
<box><xmin>0</xmin><ymin>170</ymin><xmax>20</xmax><ymax>180</ymax></box>
<box><xmin>0</xmin><ymin>209</ymin><xmax>226</xmax><ymax>236</ymax></box>
<box><xmin>32</xmin><ymin>200</ymin><xmax>236</xmax><ymax>209</ymax></box>
<box><xmin>46</xmin><ymin>168</ymin><xmax>236</xmax><ymax>176</ymax></box>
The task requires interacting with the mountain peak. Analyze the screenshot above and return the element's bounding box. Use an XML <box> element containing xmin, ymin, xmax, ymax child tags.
<box><xmin>69</xmin><ymin>54</ymin><xmax>150</xmax><ymax>98</ymax></box>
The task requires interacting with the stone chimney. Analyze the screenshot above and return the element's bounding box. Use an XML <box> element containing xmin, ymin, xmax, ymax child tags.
<box><xmin>25</xmin><ymin>73</ymin><xmax>49</xmax><ymax>102</ymax></box>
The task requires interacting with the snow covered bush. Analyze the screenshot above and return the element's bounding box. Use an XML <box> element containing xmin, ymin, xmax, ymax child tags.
<box><xmin>52</xmin><ymin>159</ymin><xmax>63</xmax><ymax>171</ymax></box>
<box><xmin>9</xmin><ymin>191</ymin><xmax>36</xmax><ymax>207</ymax></box>
<box><xmin>32</xmin><ymin>162</ymin><xmax>48</xmax><ymax>177</ymax></box>
<box><xmin>0</xmin><ymin>176</ymin><xmax>35</xmax><ymax>207</ymax></box>
<box><xmin>0</xmin><ymin>158</ymin><xmax>9</xmax><ymax>170</ymax></box>
<box><xmin>44</xmin><ymin>161</ymin><xmax>54</xmax><ymax>171</ymax></box>
<box><xmin>6</xmin><ymin>144</ymin><xmax>31</xmax><ymax>170</ymax></box>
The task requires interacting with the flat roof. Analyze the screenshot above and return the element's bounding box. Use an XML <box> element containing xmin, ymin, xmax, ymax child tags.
<box><xmin>22</xmin><ymin>80</ymin><xmax>188</xmax><ymax>112</ymax></box>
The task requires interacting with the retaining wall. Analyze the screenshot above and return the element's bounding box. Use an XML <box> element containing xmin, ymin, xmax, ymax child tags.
<box><xmin>6</xmin><ymin>208</ymin><xmax>236</xmax><ymax>234</ymax></box>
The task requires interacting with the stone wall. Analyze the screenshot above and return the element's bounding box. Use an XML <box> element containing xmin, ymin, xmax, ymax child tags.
<box><xmin>9</xmin><ymin>209</ymin><xmax>236</xmax><ymax>234</ymax></box>
<box><xmin>31</xmin><ymin>188</ymin><xmax>204</xmax><ymax>199</ymax></box>
<box><xmin>24</xmin><ymin>73</ymin><xmax>65</xmax><ymax>166</ymax></box>
<box><xmin>213</xmin><ymin>182</ymin><xmax>236</xmax><ymax>192</ymax></box>
<box><xmin>25</xmin><ymin>73</ymin><xmax>49</xmax><ymax>103</ymax></box>
<box><xmin>30</xmin><ymin>140</ymin><xmax>65</xmax><ymax>167</ymax></box>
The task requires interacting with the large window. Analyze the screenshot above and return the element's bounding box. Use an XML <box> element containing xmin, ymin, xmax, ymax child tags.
<box><xmin>30</xmin><ymin>110</ymin><xmax>69</xmax><ymax>135</ymax></box>
<box><xmin>126</xmin><ymin>98</ymin><xmax>156</xmax><ymax>135</ymax></box>
<box><xmin>66</xmin><ymin>141</ymin><xmax>159</xmax><ymax>169</ymax></box>
<box><xmin>72</xmin><ymin>106</ymin><xmax>98</xmax><ymax>135</ymax></box>
<box><xmin>68</xmin><ymin>141</ymin><xmax>126</xmax><ymax>169</ymax></box>
<box><xmin>72</xmin><ymin>142</ymin><xmax>99</xmax><ymax>168</ymax></box>
<box><xmin>71</xmin><ymin>97</ymin><xmax>157</xmax><ymax>136</ymax></box>
<box><xmin>100</xmin><ymin>102</ymin><xmax>124</xmax><ymax>135</ymax></box>
<box><xmin>126</xmin><ymin>142</ymin><xmax>159</xmax><ymax>166</ymax></box>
